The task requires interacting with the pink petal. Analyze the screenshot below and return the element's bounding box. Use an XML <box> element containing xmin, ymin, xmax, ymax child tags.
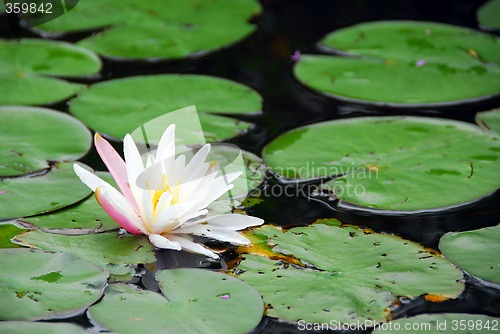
<box><xmin>94</xmin><ymin>133</ymin><xmax>138</xmax><ymax>210</ymax></box>
<box><xmin>95</xmin><ymin>186</ymin><xmax>144</xmax><ymax>235</ymax></box>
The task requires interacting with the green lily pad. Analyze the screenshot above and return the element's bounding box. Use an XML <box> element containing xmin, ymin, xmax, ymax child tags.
<box><xmin>0</xmin><ymin>222</ymin><xmax>27</xmax><ymax>248</ymax></box>
<box><xmin>68</xmin><ymin>74</ymin><xmax>261</xmax><ymax>142</ymax></box>
<box><xmin>13</xmin><ymin>230</ymin><xmax>155</xmax><ymax>273</ymax></box>
<box><xmin>295</xmin><ymin>21</ymin><xmax>500</xmax><ymax>105</ymax></box>
<box><xmin>0</xmin><ymin>321</ymin><xmax>89</xmax><ymax>334</ymax></box>
<box><xmin>0</xmin><ymin>39</ymin><xmax>100</xmax><ymax>105</ymax></box>
<box><xmin>18</xmin><ymin>172</ymin><xmax>119</xmax><ymax>234</ymax></box>
<box><xmin>236</xmin><ymin>222</ymin><xmax>464</xmax><ymax>325</ymax></box>
<box><xmin>439</xmin><ymin>225</ymin><xmax>500</xmax><ymax>285</ymax></box>
<box><xmin>0</xmin><ymin>106</ymin><xmax>91</xmax><ymax>177</ymax></box>
<box><xmin>262</xmin><ymin>116</ymin><xmax>500</xmax><ymax>211</ymax></box>
<box><xmin>89</xmin><ymin>268</ymin><xmax>264</xmax><ymax>334</ymax></box>
<box><xmin>31</xmin><ymin>0</ymin><xmax>260</xmax><ymax>60</ymax></box>
<box><xmin>477</xmin><ymin>108</ymin><xmax>500</xmax><ymax>133</ymax></box>
<box><xmin>0</xmin><ymin>162</ymin><xmax>92</xmax><ymax>220</ymax></box>
<box><xmin>478</xmin><ymin>0</ymin><xmax>500</xmax><ymax>30</ymax></box>
<box><xmin>373</xmin><ymin>313</ymin><xmax>500</xmax><ymax>333</ymax></box>
<box><xmin>0</xmin><ymin>248</ymin><xmax>107</xmax><ymax>321</ymax></box>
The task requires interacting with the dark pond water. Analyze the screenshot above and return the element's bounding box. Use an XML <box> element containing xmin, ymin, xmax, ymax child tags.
<box><xmin>1</xmin><ymin>0</ymin><xmax>500</xmax><ymax>333</ymax></box>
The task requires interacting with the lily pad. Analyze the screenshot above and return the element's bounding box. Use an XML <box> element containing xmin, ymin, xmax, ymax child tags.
<box><xmin>0</xmin><ymin>39</ymin><xmax>100</xmax><ymax>105</ymax></box>
<box><xmin>13</xmin><ymin>230</ymin><xmax>155</xmax><ymax>272</ymax></box>
<box><xmin>0</xmin><ymin>162</ymin><xmax>92</xmax><ymax>220</ymax></box>
<box><xmin>373</xmin><ymin>313</ymin><xmax>500</xmax><ymax>333</ymax></box>
<box><xmin>89</xmin><ymin>268</ymin><xmax>264</xmax><ymax>334</ymax></box>
<box><xmin>0</xmin><ymin>221</ymin><xmax>27</xmax><ymax>248</ymax></box>
<box><xmin>69</xmin><ymin>74</ymin><xmax>261</xmax><ymax>142</ymax></box>
<box><xmin>295</xmin><ymin>21</ymin><xmax>500</xmax><ymax>105</ymax></box>
<box><xmin>0</xmin><ymin>248</ymin><xmax>107</xmax><ymax>321</ymax></box>
<box><xmin>31</xmin><ymin>0</ymin><xmax>260</xmax><ymax>60</ymax></box>
<box><xmin>478</xmin><ymin>0</ymin><xmax>500</xmax><ymax>30</ymax></box>
<box><xmin>477</xmin><ymin>108</ymin><xmax>500</xmax><ymax>133</ymax></box>
<box><xmin>0</xmin><ymin>321</ymin><xmax>89</xmax><ymax>334</ymax></box>
<box><xmin>236</xmin><ymin>222</ymin><xmax>464</xmax><ymax>325</ymax></box>
<box><xmin>439</xmin><ymin>225</ymin><xmax>500</xmax><ymax>285</ymax></box>
<box><xmin>0</xmin><ymin>106</ymin><xmax>91</xmax><ymax>177</ymax></box>
<box><xmin>18</xmin><ymin>172</ymin><xmax>119</xmax><ymax>233</ymax></box>
<box><xmin>262</xmin><ymin>116</ymin><xmax>500</xmax><ymax>211</ymax></box>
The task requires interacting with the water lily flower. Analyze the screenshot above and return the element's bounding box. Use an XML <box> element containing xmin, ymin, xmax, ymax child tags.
<box><xmin>73</xmin><ymin>125</ymin><xmax>264</xmax><ymax>259</ymax></box>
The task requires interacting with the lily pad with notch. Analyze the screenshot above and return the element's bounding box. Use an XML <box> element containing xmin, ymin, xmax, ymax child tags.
<box><xmin>439</xmin><ymin>225</ymin><xmax>500</xmax><ymax>285</ymax></box>
<box><xmin>0</xmin><ymin>106</ymin><xmax>91</xmax><ymax>177</ymax></box>
<box><xmin>262</xmin><ymin>116</ymin><xmax>500</xmax><ymax>211</ymax></box>
<box><xmin>294</xmin><ymin>21</ymin><xmax>500</xmax><ymax>106</ymax></box>
<box><xmin>0</xmin><ymin>248</ymin><xmax>108</xmax><ymax>321</ymax></box>
<box><xmin>28</xmin><ymin>0</ymin><xmax>261</xmax><ymax>60</ymax></box>
<box><xmin>0</xmin><ymin>221</ymin><xmax>27</xmax><ymax>248</ymax></box>
<box><xmin>89</xmin><ymin>268</ymin><xmax>264</xmax><ymax>334</ymax></box>
<box><xmin>0</xmin><ymin>38</ymin><xmax>100</xmax><ymax>105</ymax></box>
<box><xmin>0</xmin><ymin>162</ymin><xmax>92</xmax><ymax>220</ymax></box>
<box><xmin>18</xmin><ymin>172</ymin><xmax>119</xmax><ymax>234</ymax></box>
<box><xmin>235</xmin><ymin>221</ymin><xmax>464</xmax><ymax>325</ymax></box>
<box><xmin>13</xmin><ymin>230</ymin><xmax>155</xmax><ymax>276</ymax></box>
<box><xmin>68</xmin><ymin>74</ymin><xmax>262</xmax><ymax>143</ymax></box>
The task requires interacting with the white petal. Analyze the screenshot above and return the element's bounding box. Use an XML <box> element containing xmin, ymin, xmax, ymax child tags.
<box><xmin>172</xmin><ymin>225</ymin><xmax>251</xmax><ymax>246</ymax></box>
<box><xmin>195</xmin><ymin>181</ymin><xmax>234</xmax><ymax>209</ymax></box>
<box><xmin>140</xmin><ymin>188</ymin><xmax>155</xmax><ymax>226</ymax></box>
<box><xmin>168</xmin><ymin>235</ymin><xmax>219</xmax><ymax>259</ymax></box>
<box><xmin>123</xmin><ymin>134</ymin><xmax>145</xmax><ymax>186</ymax></box>
<box><xmin>73</xmin><ymin>163</ymin><xmax>109</xmax><ymax>192</ymax></box>
<box><xmin>183</xmin><ymin>144</ymin><xmax>211</xmax><ymax>181</ymax></box>
<box><xmin>149</xmin><ymin>234</ymin><xmax>181</xmax><ymax>250</ymax></box>
<box><xmin>205</xmin><ymin>214</ymin><xmax>264</xmax><ymax>230</ymax></box>
<box><xmin>156</xmin><ymin>124</ymin><xmax>176</xmax><ymax>162</ymax></box>
<box><xmin>136</xmin><ymin>160</ymin><xmax>165</xmax><ymax>191</ymax></box>
<box><xmin>153</xmin><ymin>202</ymin><xmax>196</xmax><ymax>233</ymax></box>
